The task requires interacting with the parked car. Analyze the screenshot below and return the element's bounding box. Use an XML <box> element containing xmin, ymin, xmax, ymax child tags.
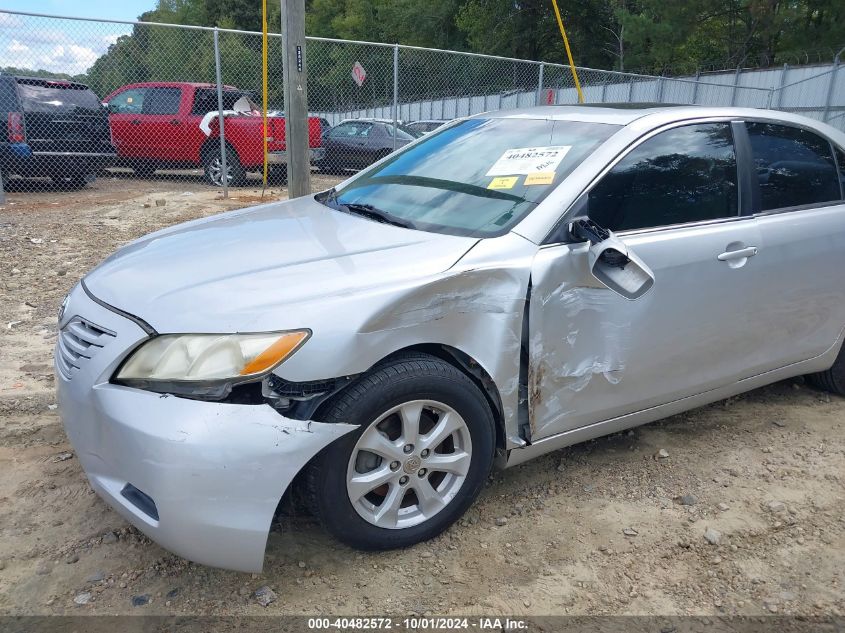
<box><xmin>103</xmin><ymin>82</ymin><xmax>325</xmax><ymax>186</ymax></box>
<box><xmin>315</xmin><ymin>118</ymin><xmax>420</xmax><ymax>172</ymax></box>
<box><xmin>57</xmin><ymin>105</ymin><xmax>845</xmax><ymax>572</ymax></box>
<box><xmin>0</xmin><ymin>75</ymin><xmax>115</xmax><ymax>188</ymax></box>
<box><xmin>406</xmin><ymin>119</ymin><xmax>450</xmax><ymax>135</ymax></box>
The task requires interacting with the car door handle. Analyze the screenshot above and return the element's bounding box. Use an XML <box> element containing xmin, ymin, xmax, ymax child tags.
<box><xmin>717</xmin><ymin>246</ymin><xmax>758</xmax><ymax>261</ymax></box>
<box><xmin>130</xmin><ymin>119</ymin><xmax>141</xmax><ymax>125</ymax></box>
<box><xmin>170</xmin><ymin>119</ymin><xmax>180</xmax><ymax>126</ymax></box>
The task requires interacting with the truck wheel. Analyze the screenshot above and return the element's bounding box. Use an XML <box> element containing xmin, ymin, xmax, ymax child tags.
<box><xmin>204</xmin><ymin>146</ymin><xmax>246</xmax><ymax>187</ymax></box>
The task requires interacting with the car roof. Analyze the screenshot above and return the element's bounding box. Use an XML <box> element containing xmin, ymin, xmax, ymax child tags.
<box><xmin>478</xmin><ymin>103</ymin><xmax>838</xmax><ymax>132</ymax></box>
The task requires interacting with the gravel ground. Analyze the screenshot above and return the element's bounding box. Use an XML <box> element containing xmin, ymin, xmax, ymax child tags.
<box><xmin>0</xmin><ymin>173</ymin><xmax>843</xmax><ymax>617</ymax></box>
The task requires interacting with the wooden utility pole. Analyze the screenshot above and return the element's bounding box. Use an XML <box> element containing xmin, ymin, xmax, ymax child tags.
<box><xmin>281</xmin><ymin>0</ymin><xmax>311</xmax><ymax>197</ymax></box>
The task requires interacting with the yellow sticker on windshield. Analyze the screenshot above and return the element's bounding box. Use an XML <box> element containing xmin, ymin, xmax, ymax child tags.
<box><xmin>488</xmin><ymin>176</ymin><xmax>518</xmax><ymax>190</ymax></box>
<box><xmin>525</xmin><ymin>172</ymin><xmax>554</xmax><ymax>185</ymax></box>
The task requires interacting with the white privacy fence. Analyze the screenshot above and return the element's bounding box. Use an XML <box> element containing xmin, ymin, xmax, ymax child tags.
<box><xmin>323</xmin><ymin>62</ymin><xmax>845</xmax><ymax>132</ymax></box>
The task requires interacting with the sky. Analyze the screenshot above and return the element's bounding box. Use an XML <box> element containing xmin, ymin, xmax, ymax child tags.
<box><xmin>0</xmin><ymin>1</ymin><xmax>158</xmax><ymax>75</ymax></box>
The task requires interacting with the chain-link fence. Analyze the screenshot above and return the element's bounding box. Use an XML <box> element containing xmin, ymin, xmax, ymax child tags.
<box><xmin>0</xmin><ymin>9</ymin><xmax>843</xmax><ymax>204</ymax></box>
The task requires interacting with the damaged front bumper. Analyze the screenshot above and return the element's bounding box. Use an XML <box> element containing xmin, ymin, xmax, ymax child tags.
<box><xmin>55</xmin><ymin>283</ymin><xmax>355</xmax><ymax>572</ymax></box>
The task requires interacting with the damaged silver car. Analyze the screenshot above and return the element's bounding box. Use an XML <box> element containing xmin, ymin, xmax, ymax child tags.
<box><xmin>56</xmin><ymin>105</ymin><xmax>845</xmax><ymax>572</ymax></box>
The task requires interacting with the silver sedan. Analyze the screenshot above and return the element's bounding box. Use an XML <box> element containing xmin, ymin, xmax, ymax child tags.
<box><xmin>56</xmin><ymin>105</ymin><xmax>845</xmax><ymax>571</ymax></box>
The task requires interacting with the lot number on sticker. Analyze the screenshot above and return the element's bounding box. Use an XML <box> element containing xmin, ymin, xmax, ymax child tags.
<box><xmin>525</xmin><ymin>172</ymin><xmax>555</xmax><ymax>185</ymax></box>
<box><xmin>487</xmin><ymin>146</ymin><xmax>571</xmax><ymax>176</ymax></box>
<box><xmin>488</xmin><ymin>176</ymin><xmax>519</xmax><ymax>189</ymax></box>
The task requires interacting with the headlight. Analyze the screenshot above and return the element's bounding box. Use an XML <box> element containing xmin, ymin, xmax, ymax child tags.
<box><xmin>114</xmin><ymin>330</ymin><xmax>310</xmax><ymax>398</ymax></box>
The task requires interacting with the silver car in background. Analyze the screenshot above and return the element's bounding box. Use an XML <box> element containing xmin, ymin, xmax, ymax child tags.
<box><xmin>57</xmin><ymin>105</ymin><xmax>845</xmax><ymax>572</ymax></box>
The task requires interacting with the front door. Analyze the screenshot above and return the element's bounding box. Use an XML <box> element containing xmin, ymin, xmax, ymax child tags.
<box><xmin>528</xmin><ymin>121</ymin><xmax>768</xmax><ymax>440</ymax></box>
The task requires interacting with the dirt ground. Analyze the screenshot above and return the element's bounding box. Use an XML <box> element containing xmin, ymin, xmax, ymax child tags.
<box><xmin>0</xmin><ymin>172</ymin><xmax>843</xmax><ymax>618</ymax></box>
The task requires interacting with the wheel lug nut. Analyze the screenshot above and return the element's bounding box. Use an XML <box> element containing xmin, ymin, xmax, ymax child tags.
<box><xmin>390</xmin><ymin>461</ymin><xmax>400</xmax><ymax>471</ymax></box>
<box><xmin>403</xmin><ymin>444</ymin><xmax>414</xmax><ymax>454</ymax></box>
<box><xmin>399</xmin><ymin>475</ymin><xmax>409</xmax><ymax>485</ymax></box>
<box><xmin>420</xmin><ymin>449</ymin><xmax>430</xmax><ymax>458</ymax></box>
<box><xmin>418</xmin><ymin>468</ymin><xmax>427</xmax><ymax>477</ymax></box>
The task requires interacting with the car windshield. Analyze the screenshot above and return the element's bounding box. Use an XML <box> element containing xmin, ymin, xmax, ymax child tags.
<box><xmin>320</xmin><ymin>117</ymin><xmax>620</xmax><ymax>237</ymax></box>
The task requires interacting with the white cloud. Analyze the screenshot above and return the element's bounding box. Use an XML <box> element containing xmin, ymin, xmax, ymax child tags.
<box><xmin>39</xmin><ymin>44</ymin><xmax>99</xmax><ymax>74</ymax></box>
<box><xmin>7</xmin><ymin>39</ymin><xmax>29</xmax><ymax>53</ymax></box>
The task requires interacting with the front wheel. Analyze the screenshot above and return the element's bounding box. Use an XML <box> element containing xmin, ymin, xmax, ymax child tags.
<box><xmin>306</xmin><ymin>353</ymin><xmax>495</xmax><ymax>550</ymax></box>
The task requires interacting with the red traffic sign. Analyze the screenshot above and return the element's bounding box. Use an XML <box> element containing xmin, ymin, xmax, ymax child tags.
<box><xmin>352</xmin><ymin>61</ymin><xmax>367</xmax><ymax>87</ymax></box>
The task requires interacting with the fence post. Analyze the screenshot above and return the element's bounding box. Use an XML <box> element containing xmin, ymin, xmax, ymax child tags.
<box><xmin>0</xmin><ymin>166</ymin><xmax>5</xmax><ymax>206</ymax></box>
<box><xmin>730</xmin><ymin>66</ymin><xmax>741</xmax><ymax>106</ymax></box>
<box><xmin>536</xmin><ymin>63</ymin><xmax>544</xmax><ymax>106</ymax></box>
<box><xmin>627</xmin><ymin>75</ymin><xmax>635</xmax><ymax>102</ymax></box>
<box><xmin>823</xmin><ymin>53</ymin><xmax>841</xmax><ymax>122</ymax></box>
<box><xmin>691</xmin><ymin>69</ymin><xmax>700</xmax><ymax>104</ymax></box>
<box><xmin>392</xmin><ymin>44</ymin><xmax>399</xmax><ymax>150</ymax></box>
<box><xmin>656</xmin><ymin>76</ymin><xmax>664</xmax><ymax>103</ymax></box>
<box><xmin>213</xmin><ymin>28</ymin><xmax>228</xmax><ymax>199</ymax></box>
<box><xmin>775</xmin><ymin>63</ymin><xmax>788</xmax><ymax>109</ymax></box>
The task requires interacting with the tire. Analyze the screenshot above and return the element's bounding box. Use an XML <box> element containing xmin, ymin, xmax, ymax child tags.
<box><xmin>306</xmin><ymin>352</ymin><xmax>495</xmax><ymax>550</ymax></box>
<box><xmin>807</xmin><ymin>345</ymin><xmax>845</xmax><ymax>395</ymax></box>
<box><xmin>203</xmin><ymin>145</ymin><xmax>246</xmax><ymax>187</ymax></box>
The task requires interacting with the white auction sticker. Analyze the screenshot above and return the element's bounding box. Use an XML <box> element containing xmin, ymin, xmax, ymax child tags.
<box><xmin>486</xmin><ymin>146</ymin><xmax>572</xmax><ymax>176</ymax></box>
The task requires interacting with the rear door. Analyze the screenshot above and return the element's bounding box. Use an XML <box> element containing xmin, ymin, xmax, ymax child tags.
<box><xmin>15</xmin><ymin>78</ymin><xmax>111</xmax><ymax>155</ymax></box>
<box><xmin>743</xmin><ymin>121</ymin><xmax>845</xmax><ymax>369</ymax></box>
<box><xmin>137</xmin><ymin>87</ymin><xmax>185</xmax><ymax>161</ymax></box>
<box><xmin>529</xmin><ymin>120</ymin><xmax>768</xmax><ymax>440</ymax></box>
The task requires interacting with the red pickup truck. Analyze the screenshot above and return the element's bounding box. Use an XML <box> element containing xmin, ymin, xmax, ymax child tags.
<box><xmin>103</xmin><ymin>82</ymin><xmax>324</xmax><ymax>186</ymax></box>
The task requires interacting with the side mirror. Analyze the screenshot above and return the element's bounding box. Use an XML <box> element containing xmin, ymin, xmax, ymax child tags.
<box><xmin>570</xmin><ymin>218</ymin><xmax>655</xmax><ymax>300</ymax></box>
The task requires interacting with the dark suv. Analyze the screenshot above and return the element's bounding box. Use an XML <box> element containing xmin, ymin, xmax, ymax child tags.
<box><xmin>0</xmin><ymin>75</ymin><xmax>115</xmax><ymax>188</ymax></box>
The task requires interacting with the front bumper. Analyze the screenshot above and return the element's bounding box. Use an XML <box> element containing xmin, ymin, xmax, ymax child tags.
<box><xmin>55</xmin><ymin>283</ymin><xmax>355</xmax><ymax>572</ymax></box>
<box><xmin>267</xmin><ymin>147</ymin><xmax>326</xmax><ymax>165</ymax></box>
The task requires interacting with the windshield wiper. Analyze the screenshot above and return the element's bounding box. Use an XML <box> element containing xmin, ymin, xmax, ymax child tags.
<box><xmin>340</xmin><ymin>202</ymin><xmax>415</xmax><ymax>229</ymax></box>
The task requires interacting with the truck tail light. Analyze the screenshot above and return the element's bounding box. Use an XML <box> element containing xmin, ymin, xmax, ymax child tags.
<box><xmin>8</xmin><ymin>112</ymin><xmax>25</xmax><ymax>143</ymax></box>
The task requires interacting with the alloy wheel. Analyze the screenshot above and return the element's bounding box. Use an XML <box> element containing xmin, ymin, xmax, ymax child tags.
<box><xmin>346</xmin><ymin>399</ymin><xmax>472</xmax><ymax>529</ymax></box>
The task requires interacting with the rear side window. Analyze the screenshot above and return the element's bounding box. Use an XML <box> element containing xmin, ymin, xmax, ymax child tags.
<box><xmin>191</xmin><ymin>89</ymin><xmax>252</xmax><ymax>115</ymax></box>
<box><xmin>142</xmin><ymin>87</ymin><xmax>182</xmax><ymax>115</ymax></box>
<box><xmin>746</xmin><ymin>122</ymin><xmax>840</xmax><ymax>210</ymax></box>
<box><xmin>16</xmin><ymin>80</ymin><xmax>101</xmax><ymax>113</ymax></box>
<box><xmin>588</xmin><ymin>122</ymin><xmax>738</xmax><ymax>231</ymax></box>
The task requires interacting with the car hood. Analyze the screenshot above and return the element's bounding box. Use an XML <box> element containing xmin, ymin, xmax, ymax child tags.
<box><xmin>84</xmin><ymin>195</ymin><xmax>478</xmax><ymax>333</ymax></box>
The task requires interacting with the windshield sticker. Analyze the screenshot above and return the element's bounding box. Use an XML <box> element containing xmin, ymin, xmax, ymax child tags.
<box><xmin>488</xmin><ymin>176</ymin><xmax>519</xmax><ymax>190</ymax></box>
<box><xmin>525</xmin><ymin>172</ymin><xmax>555</xmax><ymax>185</ymax></box>
<box><xmin>486</xmin><ymin>146</ymin><xmax>571</xmax><ymax>176</ymax></box>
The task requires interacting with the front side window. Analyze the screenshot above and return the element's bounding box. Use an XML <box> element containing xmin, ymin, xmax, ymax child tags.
<box><xmin>322</xmin><ymin>117</ymin><xmax>620</xmax><ymax>237</ymax></box>
<box><xmin>747</xmin><ymin>122</ymin><xmax>840</xmax><ymax>210</ymax></box>
<box><xmin>108</xmin><ymin>88</ymin><xmax>146</xmax><ymax>114</ymax></box>
<box><xmin>142</xmin><ymin>87</ymin><xmax>182</xmax><ymax>115</ymax></box>
<box><xmin>588</xmin><ymin>123</ymin><xmax>739</xmax><ymax>232</ymax></box>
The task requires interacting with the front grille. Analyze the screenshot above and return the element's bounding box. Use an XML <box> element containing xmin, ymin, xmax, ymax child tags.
<box><xmin>56</xmin><ymin>317</ymin><xmax>115</xmax><ymax>379</ymax></box>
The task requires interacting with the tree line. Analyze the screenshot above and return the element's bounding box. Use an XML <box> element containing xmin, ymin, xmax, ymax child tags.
<box><xmin>11</xmin><ymin>0</ymin><xmax>845</xmax><ymax>111</ymax></box>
